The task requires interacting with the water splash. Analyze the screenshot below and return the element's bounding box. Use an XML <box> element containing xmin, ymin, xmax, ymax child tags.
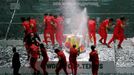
<box><xmin>62</xmin><ymin>0</ymin><xmax>88</xmax><ymax>35</ymax></box>
<box><xmin>62</xmin><ymin>0</ymin><xmax>88</xmax><ymax>48</ymax></box>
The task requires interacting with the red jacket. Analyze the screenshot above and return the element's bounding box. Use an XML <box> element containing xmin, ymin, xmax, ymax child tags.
<box><xmin>57</xmin><ymin>51</ymin><xmax>67</xmax><ymax>64</ymax></box>
<box><xmin>88</xmin><ymin>19</ymin><xmax>96</xmax><ymax>33</ymax></box>
<box><xmin>30</xmin><ymin>44</ymin><xmax>39</xmax><ymax>59</ymax></box>
<box><xmin>55</xmin><ymin>16</ymin><xmax>64</xmax><ymax>32</ymax></box>
<box><xmin>69</xmin><ymin>47</ymin><xmax>78</xmax><ymax>61</ymax></box>
<box><xmin>30</xmin><ymin>19</ymin><xmax>37</xmax><ymax>33</ymax></box>
<box><xmin>113</xmin><ymin>19</ymin><xmax>125</xmax><ymax>39</ymax></box>
<box><xmin>90</xmin><ymin>50</ymin><xmax>99</xmax><ymax>65</ymax></box>
<box><xmin>98</xmin><ymin>19</ymin><xmax>109</xmax><ymax>34</ymax></box>
<box><xmin>45</xmin><ymin>16</ymin><xmax>55</xmax><ymax>30</ymax></box>
<box><xmin>22</xmin><ymin>21</ymin><xmax>32</xmax><ymax>35</ymax></box>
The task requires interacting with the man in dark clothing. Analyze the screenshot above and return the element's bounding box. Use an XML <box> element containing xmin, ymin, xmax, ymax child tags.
<box><xmin>24</xmin><ymin>32</ymin><xmax>41</xmax><ymax>46</ymax></box>
<box><xmin>12</xmin><ymin>47</ymin><xmax>21</xmax><ymax>75</ymax></box>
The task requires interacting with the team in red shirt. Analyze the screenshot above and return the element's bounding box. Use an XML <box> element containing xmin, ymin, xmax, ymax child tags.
<box><xmin>20</xmin><ymin>15</ymin><xmax>127</xmax><ymax>75</ymax></box>
<box><xmin>107</xmin><ymin>17</ymin><xmax>127</xmax><ymax>49</ymax></box>
<box><xmin>43</xmin><ymin>14</ymin><xmax>65</xmax><ymax>47</ymax></box>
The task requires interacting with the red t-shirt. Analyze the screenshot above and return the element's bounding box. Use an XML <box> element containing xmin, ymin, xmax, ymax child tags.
<box><xmin>98</xmin><ymin>19</ymin><xmax>110</xmax><ymax>36</ymax></box>
<box><xmin>54</xmin><ymin>17</ymin><xmax>64</xmax><ymax>32</ymax></box>
<box><xmin>88</xmin><ymin>19</ymin><xmax>96</xmax><ymax>32</ymax></box>
<box><xmin>30</xmin><ymin>44</ymin><xmax>39</xmax><ymax>58</ymax></box>
<box><xmin>57</xmin><ymin>51</ymin><xmax>67</xmax><ymax>64</ymax></box>
<box><xmin>99</xmin><ymin>19</ymin><xmax>109</xmax><ymax>31</ymax></box>
<box><xmin>113</xmin><ymin>19</ymin><xmax>125</xmax><ymax>38</ymax></box>
<box><xmin>69</xmin><ymin>47</ymin><xmax>78</xmax><ymax>61</ymax></box>
<box><xmin>22</xmin><ymin>21</ymin><xmax>32</xmax><ymax>34</ymax></box>
<box><xmin>45</xmin><ymin>16</ymin><xmax>55</xmax><ymax>30</ymax></box>
<box><xmin>30</xmin><ymin>19</ymin><xmax>37</xmax><ymax>33</ymax></box>
<box><xmin>90</xmin><ymin>50</ymin><xmax>99</xmax><ymax>65</ymax></box>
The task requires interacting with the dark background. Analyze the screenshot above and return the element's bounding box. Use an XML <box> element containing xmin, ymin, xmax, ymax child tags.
<box><xmin>0</xmin><ymin>0</ymin><xmax>134</xmax><ymax>39</ymax></box>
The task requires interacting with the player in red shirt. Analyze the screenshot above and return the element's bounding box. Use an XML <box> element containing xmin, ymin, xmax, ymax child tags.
<box><xmin>29</xmin><ymin>43</ymin><xmax>40</xmax><ymax>75</ymax></box>
<box><xmin>40</xmin><ymin>44</ymin><xmax>49</xmax><ymax>75</ymax></box>
<box><xmin>44</xmin><ymin>14</ymin><xmax>56</xmax><ymax>46</ymax></box>
<box><xmin>55</xmin><ymin>49</ymin><xmax>68</xmax><ymax>75</ymax></box>
<box><xmin>88</xmin><ymin>18</ymin><xmax>97</xmax><ymax>46</ymax></box>
<box><xmin>98</xmin><ymin>18</ymin><xmax>113</xmax><ymax>45</ymax></box>
<box><xmin>21</xmin><ymin>17</ymin><xmax>32</xmax><ymax>60</ymax></box>
<box><xmin>54</xmin><ymin>14</ymin><xmax>64</xmax><ymax>47</ymax></box>
<box><xmin>69</xmin><ymin>44</ymin><xmax>78</xmax><ymax>75</ymax></box>
<box><xmin>107</xmin><ymin>17</ymin><xmax>127</xmax><ymax>49</ymax></box>
<box><xmin>89</xmin><ymin>45</ymin><xmax>99</xmax><ymax>75</ymax></box>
